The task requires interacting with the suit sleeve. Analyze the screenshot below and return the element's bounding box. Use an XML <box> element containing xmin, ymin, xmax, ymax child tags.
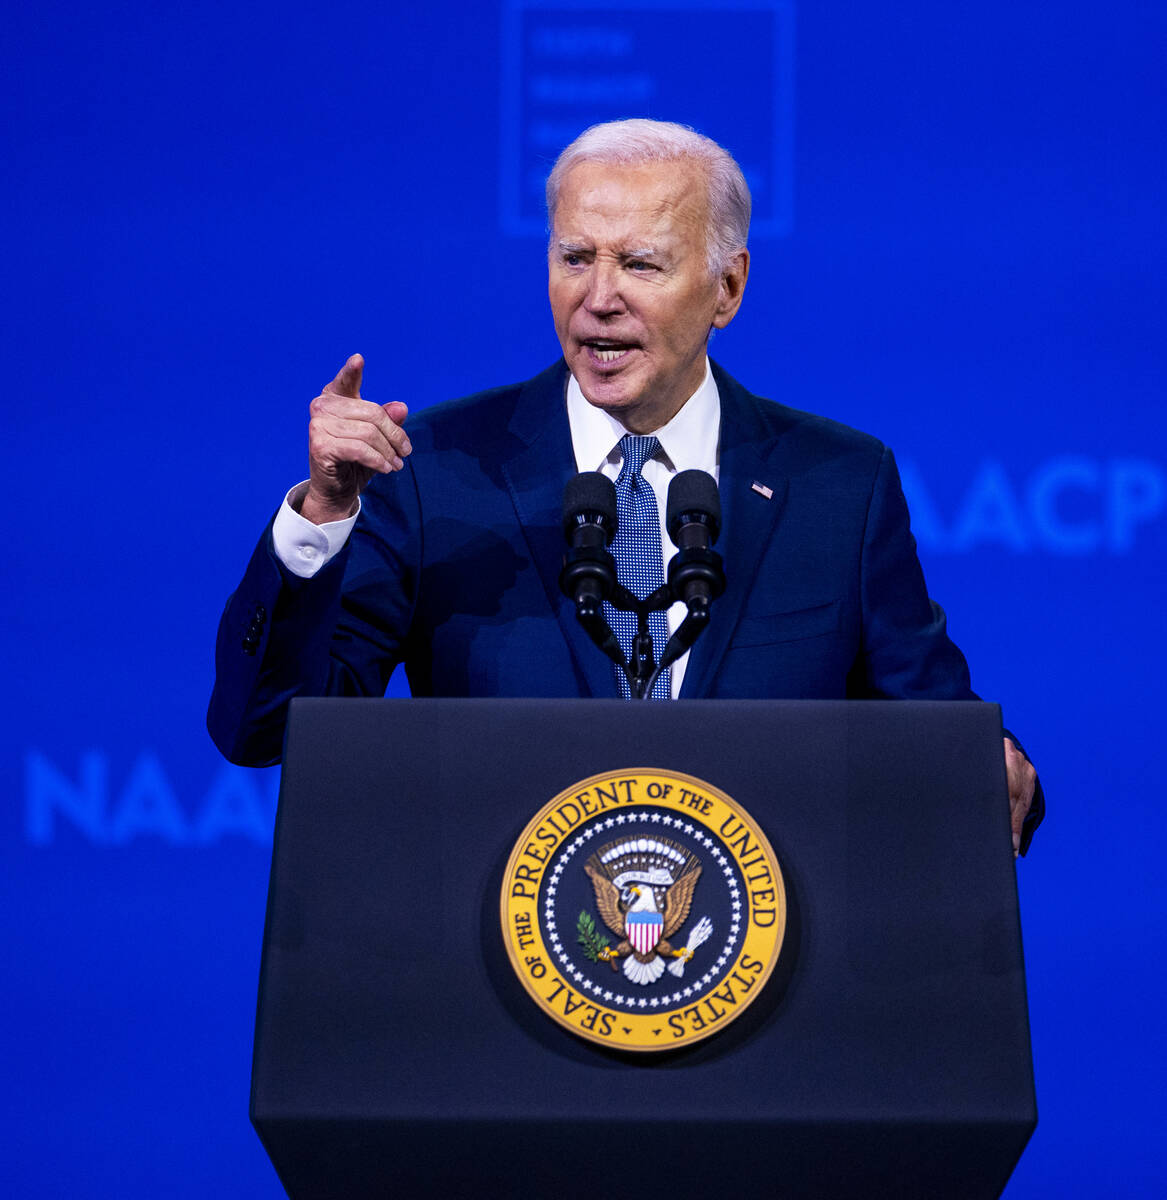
<box><xmin>858</xmin><ymin>447</ymin><xmax>1045</xmax><ymax>852</ymax></box>
<box><xmin>857</xmin><ymin>447</ymin><xmax>976</xmax><ymax>701</ymax></box>
<box><xmin>206</xmin><ymin>467</ymin><xmax>422</xmax><ymax>766</ymax></box>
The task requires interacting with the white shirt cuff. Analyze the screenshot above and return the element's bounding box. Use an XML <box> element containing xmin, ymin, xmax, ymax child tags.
<box><xmin>271</xmin><ymin>482</ymin><xmax>361</xmax><ymax>578</ymax></box>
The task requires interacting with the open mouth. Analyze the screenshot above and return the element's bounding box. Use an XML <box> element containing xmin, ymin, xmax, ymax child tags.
<box><xmin>583</xmin><ymin>340</ymin><xmax>637</xmax><ymax>365</ymax></box>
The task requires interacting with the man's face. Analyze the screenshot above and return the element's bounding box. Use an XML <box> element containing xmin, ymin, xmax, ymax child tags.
<box><xmin>548</xmin><ymin>159</ymin><xmax>748</xmax><ymax>434</ymax></box>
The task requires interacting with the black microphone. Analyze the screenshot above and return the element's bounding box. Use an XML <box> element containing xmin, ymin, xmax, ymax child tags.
<box><xmin>559</xmin><ymin>472</ymin><xmax>627</xmax><ymax>674</ymax></box>
<box><xmin>559</xmin><ymin>472</ymin><xmax>619</xmax><ymax>613</ymax></box>
<box><xmin>667</xmin><ymin>468</ymin><xmax>721</xmax><ymax>549</ymax></box>
<box><xmin>666</xmin><ymin>470</ymin><xmax>725</xmax><ymax>613</ymax></box>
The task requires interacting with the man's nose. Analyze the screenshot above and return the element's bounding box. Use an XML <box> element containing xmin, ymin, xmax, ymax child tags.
<box><xmin>584</xmin><ymin>261</ymin><xmax>625</xmax><ymax>315</ymax></box>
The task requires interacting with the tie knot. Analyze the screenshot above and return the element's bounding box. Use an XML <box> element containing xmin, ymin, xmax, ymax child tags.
<box><xmin>618</xmin><ymin>434</ymin><xmax>661</xmax><ymax>480</ymax></box>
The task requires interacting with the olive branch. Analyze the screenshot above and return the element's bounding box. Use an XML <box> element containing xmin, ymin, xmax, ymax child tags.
<box><xmin>577</xmin><ymin>910</ymin><xmax>610</xmax><ymax>962</ymax></box>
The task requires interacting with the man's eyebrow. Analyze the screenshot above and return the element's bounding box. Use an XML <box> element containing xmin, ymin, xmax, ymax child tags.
<box><xmin>555</xmin><ymin>240</ymin><xmax>591</xmax><ymax>253</ymax></box>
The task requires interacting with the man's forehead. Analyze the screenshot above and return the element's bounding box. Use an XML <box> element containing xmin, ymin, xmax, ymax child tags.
<box><xmin>552</xmin><ymin>160</ymin><xmax>708</xmax><ymax>243</ymax></box>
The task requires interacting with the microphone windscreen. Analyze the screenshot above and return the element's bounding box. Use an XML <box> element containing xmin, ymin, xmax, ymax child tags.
<box><xmin>562</xmin><ymin>471</ymin><xmax>618</xmax><ymax>539</ymax></box>
<box><xmin>667</xmin><ymin>469</ymin><xmax>721</xmax><ymax>543</ymax></box>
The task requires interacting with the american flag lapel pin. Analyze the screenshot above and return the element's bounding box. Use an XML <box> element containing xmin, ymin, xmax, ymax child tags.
<box><xmin>751</xmin><ymin>481</ymin><xmax>774</xmax><ymax>500</ymax></box>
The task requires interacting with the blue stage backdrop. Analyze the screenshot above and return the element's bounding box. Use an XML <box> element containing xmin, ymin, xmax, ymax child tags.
<box><xmin>5</xmin><ymin>2</ymin><xmax>1164</xmax><ymax>1195</ymax></box>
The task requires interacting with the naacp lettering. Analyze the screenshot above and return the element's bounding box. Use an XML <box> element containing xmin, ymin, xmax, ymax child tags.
<box><xmin>901</xmin><ymin>456</ymin><xmax>1165</xmax><ymax>554</ymax></box>
<box><xmin>25</xmin><ymin>751</ymin><xmax>278</xmax><ymax>846</ymax></box>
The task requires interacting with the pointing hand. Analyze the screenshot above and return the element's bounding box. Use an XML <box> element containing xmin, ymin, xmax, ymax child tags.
<box><xmin>301</xmin><ymin>354</ymin><xmax>411</xmax><ymax>525</ymax></box>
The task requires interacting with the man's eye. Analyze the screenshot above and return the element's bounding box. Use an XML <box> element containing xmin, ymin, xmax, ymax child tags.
<box><xmin>627</xmin><ymin>260</ymin><xmax>655</xmax><ymax>272</ymax></box>
<box><xmin>564</xmin><ymin>253</ymin><xmax>584</xmax><ymax>267</ymax></box>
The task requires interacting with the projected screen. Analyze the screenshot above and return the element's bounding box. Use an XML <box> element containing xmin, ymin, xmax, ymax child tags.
<box><xmin>4</xmin><ymin>1</ymin><xmax>1163</xmax><ymax>1196</ymax></box>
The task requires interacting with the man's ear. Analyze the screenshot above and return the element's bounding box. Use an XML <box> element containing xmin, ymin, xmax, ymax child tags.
<box><xmin>712</xmin><ymin>249</ymin><xmax>750</xmax><ymax>329</ymax></box>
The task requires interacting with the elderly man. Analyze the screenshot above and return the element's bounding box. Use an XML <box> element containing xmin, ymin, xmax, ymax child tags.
<box><xmin>209</xmin><ymin>119</ymin><xmax>1041</xmax><ymax>853</ymax></box>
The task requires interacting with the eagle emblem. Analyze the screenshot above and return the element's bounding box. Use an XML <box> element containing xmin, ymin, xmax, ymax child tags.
<box><xmin>580</xmin><ymin>837</ymin><xmax>713</xmax><ymax>985</ymax></box>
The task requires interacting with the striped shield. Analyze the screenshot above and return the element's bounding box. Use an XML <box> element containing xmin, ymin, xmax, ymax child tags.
<box><xmin>626</xmin><ymin>911</ymin><xmax>664</xmax><ymax>955</ymax></box>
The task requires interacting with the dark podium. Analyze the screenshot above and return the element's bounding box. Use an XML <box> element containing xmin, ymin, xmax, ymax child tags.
<box><xmin>252</xmin><ymin>699</ymin><xmax>1035</xmax><ymax>1199</ymax></box>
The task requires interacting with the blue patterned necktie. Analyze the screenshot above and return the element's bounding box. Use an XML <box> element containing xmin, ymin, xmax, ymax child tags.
<box><xmin>607</xmin><ymin>434</ymin><xmax>671</xmax><ymax>699</ymax></box>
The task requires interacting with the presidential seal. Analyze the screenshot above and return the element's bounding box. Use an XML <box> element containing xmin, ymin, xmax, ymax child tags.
<box><xmin>501</xmin><ymin>769</ymin><xmax>786</xmax><ymax>1051</ymax></box>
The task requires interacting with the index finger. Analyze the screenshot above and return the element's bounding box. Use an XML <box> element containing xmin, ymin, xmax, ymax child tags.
<box><xmin>324</xmin><ymin>353</ymin><xmax>364</xmax><ymax>398</ymax></box>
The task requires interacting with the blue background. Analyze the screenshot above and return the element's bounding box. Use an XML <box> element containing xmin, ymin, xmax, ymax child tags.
<box><xmin>4</xmin><ymin>1</ymin><xmax>1164</xmax><ymax>1195</ymax></box>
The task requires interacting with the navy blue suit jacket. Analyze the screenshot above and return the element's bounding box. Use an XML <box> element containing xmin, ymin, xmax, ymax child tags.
<box><xmin>208</xmin><ymin>359</ymin><xmax>1041</xmax><ymax>847</ymax></box>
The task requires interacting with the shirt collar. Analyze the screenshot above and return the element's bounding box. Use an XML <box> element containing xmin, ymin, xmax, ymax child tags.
<box><xmin>565</xmin><ymin>358</ymin><xmax>720</xmax><ymax>475</ymax></box>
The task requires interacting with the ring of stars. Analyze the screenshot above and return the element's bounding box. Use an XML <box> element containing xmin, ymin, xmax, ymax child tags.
<box><xmin>541</xmin><ymin>809</ymin><xmax>744</xmax><ymax>1011</ymax></box>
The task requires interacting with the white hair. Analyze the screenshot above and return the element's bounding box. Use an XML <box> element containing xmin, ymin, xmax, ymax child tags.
<box><xmin>545</xmin><ymin>118</ymin><xmax>751</xmax><ymax>276</ymax></box>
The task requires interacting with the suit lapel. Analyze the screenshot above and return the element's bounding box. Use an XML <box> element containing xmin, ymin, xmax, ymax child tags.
<box><xmin>497</xmin><ymin>360</ymin><xmax>791</xmax><ymax>700</ymax></box>
<box><xmin>680</xmin><ymin>364</ymin><xmax>789</xmax><ymax>698</ymax></box>
<box><xmin>500</xmin><ymin>362</ymin><xmax>617</xmax><ymax>699</ymax></box>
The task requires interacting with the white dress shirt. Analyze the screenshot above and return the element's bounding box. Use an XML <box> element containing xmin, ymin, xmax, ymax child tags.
<box><xmin>272</xmin><ymin>360</ymin><xmax>722</xmax><ymax>698</ymax></box>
